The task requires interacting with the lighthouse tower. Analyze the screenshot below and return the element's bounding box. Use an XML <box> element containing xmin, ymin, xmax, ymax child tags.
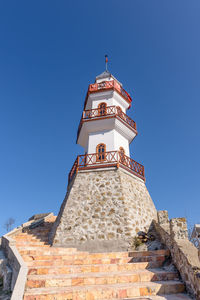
<box><xmin>50</xmin><ymin>60</ymin><xmax>157</xmax><ymax>251</ymax></box>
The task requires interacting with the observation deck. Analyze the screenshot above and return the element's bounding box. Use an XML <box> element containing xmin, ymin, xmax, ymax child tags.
<box><xmin>84</xmin><ymin>80</ymin><xmax>132</xmax><ymax>110</ymax></box>
<box><xmin>77</xmin><ymin>105</ymin><xmax>137</xmax><ymax>142</ymax></box>
<box><xmin>68</xmin><ymin>151</ymin><xmax>145</xmax><ymax>184</ymax></box>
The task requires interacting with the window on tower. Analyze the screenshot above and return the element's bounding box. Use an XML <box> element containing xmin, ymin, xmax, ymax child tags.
<box><xmin>96</xmin><ymin>143</ymin><xmax>106</xmax><ymax>161</ymax></box>
<box><xmin>98</xmin><ymin>102</ymin><xmax>107</xmax><ymax>116</ymax></box>
<box><xmin>119</xmin><ymin>147</ymin><xmax>125</xmax><ymax>154</ymax></box>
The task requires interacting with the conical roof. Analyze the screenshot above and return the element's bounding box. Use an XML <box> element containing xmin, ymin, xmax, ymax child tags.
<box><xmin>96</xmin><ymin>70</ymin><xmax>111</xmax><ymax>80</ymax></box>
<box><xmin>95</xmin><ymin>70</ymin><xmax>122</xmax><ymax>86</ymax></box>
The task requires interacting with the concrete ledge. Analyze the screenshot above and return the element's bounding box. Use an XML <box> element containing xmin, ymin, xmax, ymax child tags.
<box><xmin>1</xmin><ymin>235</ymin><xmax>27</xmax><ymax>300</ymax></box>
<box><xmin>1</xmin><ymin>212</ymin><xmax>54</xmax><ymax>300</ymax></box>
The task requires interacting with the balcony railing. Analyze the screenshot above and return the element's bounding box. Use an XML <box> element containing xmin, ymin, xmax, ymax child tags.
<box><xmin>88</xmin><ymin>80</ymin><xmax>132</xmax><ymax>105</ymax></box>
<box><xmin>77</xmin><ymin>106</ymin><xmax>137</xmax><ymax>140</ymax></box>
<box><xmin>68</xmin><ymin>151</ymin><xmax>145</xmax><ymax>183</ymax></box>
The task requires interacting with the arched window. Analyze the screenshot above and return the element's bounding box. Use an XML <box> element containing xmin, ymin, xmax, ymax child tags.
<box><xmin>119</xmin><ymin>147</ymin><xmax>125</xmax><ymax>155</ymax></box>
<box><xmin>98</xmin><ymin>102</ymin><xmax>107</xmax><ymax>116</ymax></box>
<box><xmin>96</xmin><ymin>143</ymin><xmax>106</xmax><ymax>161</ymax></box>
<box><xmin>119</xmin><ymin>147</ymin><xmax>126</xmax><ymax>164</ymax></box>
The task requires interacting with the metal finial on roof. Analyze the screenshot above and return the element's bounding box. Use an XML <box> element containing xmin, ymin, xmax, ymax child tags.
<box><xmin>105</xmin><ymin>55</ymin><xmax>108</xmax><ymax>71</ymax></box>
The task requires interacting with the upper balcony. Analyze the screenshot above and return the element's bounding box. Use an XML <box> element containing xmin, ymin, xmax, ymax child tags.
<box><xmin>84</xmin><ymin>80</ymin><xmax>132</xmax><ymax>110</ymax></box>
<box><xmin>77</xmin><ymin>105</ymin><xmax>137</xmax><ymax>142</ymax></box>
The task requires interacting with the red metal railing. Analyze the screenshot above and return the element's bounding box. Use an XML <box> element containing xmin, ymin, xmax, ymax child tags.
<box><xmin>88</xmin><ymin>80</ymin><xmax>132</xmax><ymax>105</ymax></box>
<box><xmin>68</xmin><ymin>151</ymin><xmax>145</xmax><ymax>183</ymax></box>
<box><xmin>77</xmin><ymin>106</ymin><xmax>137</xmax><ymax>140</ymax></box>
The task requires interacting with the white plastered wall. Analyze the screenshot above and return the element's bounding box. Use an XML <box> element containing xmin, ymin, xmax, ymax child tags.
<box><xmin>114</xmin><ymin>130</ymin><xmax>130</xmax><ymax>157</ymax></box>
<box><xmin>87</xmin><ymin>129</ymin><xmax>130</xmax><ymax>156</ymax></box>
<box><xmin>87</xmin><ymin>130</ymin><xmax>115</xmax><ymax>154</ymax></box>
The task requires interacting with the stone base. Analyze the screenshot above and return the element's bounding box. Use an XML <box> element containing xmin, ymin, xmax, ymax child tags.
<box><xmin>50</xmin><ymin>167</ymin><xmax>157</xmax><ymax>252</ymax></box>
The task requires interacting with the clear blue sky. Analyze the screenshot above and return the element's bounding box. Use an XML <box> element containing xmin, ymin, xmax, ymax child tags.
<box><xmin>1</xmin><ymin>0</ymin><xmax>200</xmax><ymax>235</ymax></box>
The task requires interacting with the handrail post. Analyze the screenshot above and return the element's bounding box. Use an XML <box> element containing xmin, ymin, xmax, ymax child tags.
<box><xmin>142</xmin><ymin>166</ymin><xmax>145</xmax><ymax>179</ymax></box>
<box><xmin>116</xmin><ymin>151</ymin><xmax>119</xmax><ymax>168</ymax></box>
<box><xmin>76</xmin><ymin>156</ymin><xmax>80</xmax><ymax>174</ymax></box>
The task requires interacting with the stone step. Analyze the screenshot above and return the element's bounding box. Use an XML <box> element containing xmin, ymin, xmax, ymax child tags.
<box><xmin>17</xmin><ymin>244</ymin><xmax>51</xmax><ymax>248</ymax></box>
<box><xmin>24</xmin><ymin>232</ymin><xmax>51</xmax><ymax>236</ymax></box>
<box><xmin>22</xmin><ymin>252</ymin><xmax>164</xmax><ymax>261</ymax></box>
<box><xmin>19</xmin><ymin>247</ymin><xmax>78</xmax><ymax>255</ymax></box>
<box><xmin>28</xmin><ymin>261</ymin><xmax>166</xmax><ymax>275</ymax></box>
<box><xmin>15</xmin><ymin>235</ymin><xmax>48</xmax><ymax>242</ymax></box>
<box><xmin>25</xmin><ymin>254</ymin><xmax>166</xmax><ymax>266</ymax></box>
<box><xmin>15</xmin><ymin>231</ymin><xmax>50</xmax><ymax>236</ymax></box>
<box><xmin>19</xmin><ymin>231</ymin><xmax>51</xmax><ymax>236</ymax></box>
<box><xmin>133</xmin><ymin>294</ymin><xmax>192</xmax><ymax>300</ymax></box>
<box><xmin>15</xmin><ymin>240</ymin><xmax>50</xmax><ymax>245</ymax></box>
<box><xmin>21</xmin><ymin>229</ymin><xmax>51</xmax><ymax>234</ymax></box>
<box><xmin>23</xmin><ymin>281</ymin><xmax>185</xmax><ymax>299</ymax></box>
<box><xmin>15</xmin><ymin>235</ymin><xmax>50</xmax><ymax>241</ymax></box>
<box><xmin>128</xmin><ymin>250</ymin><xmax>170</xmax><ymax>257</ymax></box>
<box><xmin>19</xmin><ymin>232</ymin><xmax>51</xmax><ymax>238</ymax></box>
<box><xmin>26</xmin><ymin>269</ymin><xmax>179</xmax><ymax>288</ymax></box>
<box><xmin>15</xmin><ymin>242</ymin><xmax>50</xmax><ymax>246</ymax></box>
<box><xmin>23</xmin><ymin>251</ymin><xmax>131</xmax><ymax>259</ymax></box>
<box><xmin>20</xmin><ymin>249</ymin><xmax>169</xmax><ymax>258</ymax></box>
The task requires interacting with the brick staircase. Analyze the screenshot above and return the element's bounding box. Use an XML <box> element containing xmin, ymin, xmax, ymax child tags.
<box><xmin>12</xmin><ymin>216</ymin><xmax>192</xmax><ymax>300</ymax></box>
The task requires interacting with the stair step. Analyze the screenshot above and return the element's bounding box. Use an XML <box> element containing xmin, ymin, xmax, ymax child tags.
<box><xmin>15</xmin><ymin>242</ymin><xmax>50</xmax><ymax>247</ymax></box>
<box><xmin>133</xmin><ymin>294</ymin><xmax>192</xmax><ymax>299</ymax></box>
<box><xmin>18</xmin><ymin>247</ymin><xmax>169</xmax><ymax>254</ymax></box>
<box><xmin>28</xmin><ymin>261</ymin><xmax>165</xmax><ymax>275</ymax></box>
<box><xmin>24</xmin><ymin>281</ymin><xmax>185</xmax><ymax>299</ymax></box>
<box><xmin>128</xmin><ymin>250</ymin><xmax>170</xmax><ymax>257</ymax></box>
<box><xmin>22</xmin><ymin>251</ymin><xmax>90</xmax><ymax>260</ymax></box>
<box><xmin>14</xmin><ymin>234</ymin><xmax>49</xmax><ymax>239</ymax></box>
<box><xmin>19</xmin><ymin>248</ymin><xmax>78</xmax><ymax>255</ymax></box>
<box><xmin>13</xmin><ymin>222</ymin><xmax>191</xmax><ymax>299</ymax></box>
<box><xmin>25</xmin><ymin>255</ymin><xmax>166</xmax><ymax>267</ymax></box>
<box><xmin>15</xmin><ymin>238</ymin><xmax>49</xmax><ymax>243</ymax></box>
<box><xmin>18</xmin><ymin>248</ymin><xmax>169</xmax><ymax>255</ymax></box>
<box><xmin>22</xmin><ymin>252</ymin><xmax>164</xmax><ymax>261</ymax></box>
<box><xmin>15</xmin><ymin>240</ymin><xmax>49</xmax><ymax>244</ymax></box>
<box><xmin>19</xmin><ymin>231</ymin><xmax>51</xmax><ymax>236</ymax></box>
<box><xmin>26</xmin><ymin>269</ymin><xmax>179</xmax><ymax>288</ymax></box>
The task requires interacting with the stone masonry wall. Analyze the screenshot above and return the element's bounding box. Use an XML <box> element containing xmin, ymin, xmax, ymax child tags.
<box><xmin>154</xmin><ymin>211</ymin><xmax>200</xmax><ymax>299</ymax></box>
<box><xmin>50</xmin><ymin>167</ymin><xmax>157</xmax><ymax>252</ymax></box>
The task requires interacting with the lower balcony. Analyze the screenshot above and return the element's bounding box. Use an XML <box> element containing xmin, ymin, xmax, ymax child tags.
<box><xmin>68</xmin><ymin>151</ymin><xmax>145</xmax><ymax>183</ymax></box>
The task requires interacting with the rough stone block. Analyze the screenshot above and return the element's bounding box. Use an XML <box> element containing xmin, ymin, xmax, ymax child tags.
<box><xmin>157</xmin><ymin>210</ymin><xmax>169</xmax><ymax>225</ymax></box>
<box><xmin>170</xmin><ymin>218</ymin><xmax>188</xmax><ymax>240</ymax></box>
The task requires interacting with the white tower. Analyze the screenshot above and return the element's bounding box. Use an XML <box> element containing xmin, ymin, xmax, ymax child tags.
<box><xmin>77</xmin><ymin>70</ymin><xmax>137</xmax><ymax>158</ymax></box>
<box><xmin>73</xmin><ymin>59</ymin><xmax>145</xmax><ymax>182</ymax></box>
<box><xmin>51</xmin><ymin>60</ymin><xmax>157</xmax><ymax>251</ymax></box>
